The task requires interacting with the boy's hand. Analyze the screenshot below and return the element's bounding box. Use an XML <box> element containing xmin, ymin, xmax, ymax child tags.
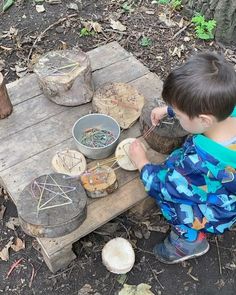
<box><xmin>129</xmin><ymin>139</ymin><xmax>149</xmax><ymax>171</ymax></box>
<box><xmin>151</xmin><ymin>106</ymin><xmax>168</xmax><ymax>126</ymax></box>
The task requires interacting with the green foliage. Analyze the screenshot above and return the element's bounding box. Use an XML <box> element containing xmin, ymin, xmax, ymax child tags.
<box><xmin>191</xmin><ymin>14</ymin><xmax>217</xmax><ymax>40</ymax></box>
<box><xmin>152</xmin><ymin>0</ymin><xmax>182</xmax><ymax>9</ymax></box>
<box><xmin>2</xmin><ymin>0</ymin><xmax>15</xmax><ymax>12</ymax></box>
<box><xmin>121</xmin><ymin>2</ymin><xmax>134</xmax><ymax>13</ymax></box>
<box><xmin>79</xmin><ymin>28</ymin><xmax>95</xmax><ymax>37</ymax></box>
<box><xmin>139</xmin><ymin>36</ymin><xmax>152</xmax><ymax>47</ymax></box>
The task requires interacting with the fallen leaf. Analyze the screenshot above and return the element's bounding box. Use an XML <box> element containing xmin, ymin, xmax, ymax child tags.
<box><xmin>3</xmin><ymin>0</ymin><xmax>15</xmax><ymax>12</ymax></box>
<box><xmin>0</xmin><ymin>204</ymin><xmax>6</xmax><ymax>220</ymax></box>
<box><xmin>110</xmin><ymin>19</ymin><xmax>126</xmax><ymax>32</ymax></box>
<box><xmin>46</xmin><ymin>0</ymin><xmax>61</xmax><ymax>3</ymax></box>
<box><xmin>178</xmin><ymin>17</ymin><xmax>184</xmax><ymax>28</ymax></box>
<box><xmin>82</xmin><ymin>21</ymin><xmax>102</xmax><ymax>33</ymax></box>
<box><xmin>159</xmin><ymin>13</ymin><xmax>176</xmax><ymax>27</ymax></box>
<box><xmin>77</xmin><ymin>283</ymin><xmax>101</xmax><ymax>295</ymax></box>
<box><xmin>118</xmin><ymin>283</ymin><xmax>155</xmax><ymax>295</ymax></box>
<box><xmin>171</xmin><ymin>44</ymin><xmax>185</xmax><ymax>58</ymax></box>
<box><xmin>67</xmin><ymin>3</ymin><xmax>78</xmax><ymax>11</ymax></box>
<box><xmin>145</xmin><ymin>10</ymin><xmax>155</xmax><ymax>15</ymax></box>
<box><xmin>5</xmin><ymin>217</ymin><xmax>20</xmax><ymax>230</ymax></box>
<box><xmin>36</xmin><ymin>4</ymin><xmax>45</xmax><ymax>13</ymax></box>
<box><xmin>0</xmin><ymin>237</ymin><xmax>14</xmax><ymax>261</ymax></box>
<box><xmin>11</xmin><ymin>238</ymin><xmax>25</xmax><ymax>252</ymax></box>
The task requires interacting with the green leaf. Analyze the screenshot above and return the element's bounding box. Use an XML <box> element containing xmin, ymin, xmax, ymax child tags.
<box><xmin>2</xmin><ymin>0</ymin><xmax>15</xmax><ymax>12</ymax></box>
<box><xmin>121</xmin><ymin>2</ymin><xmax>134</xmax><ymax>12</ymax></box>
<box><xmin>139</xmin><ymin>36</ymin><xmax>152</xmax><ymax>47</ymax></box>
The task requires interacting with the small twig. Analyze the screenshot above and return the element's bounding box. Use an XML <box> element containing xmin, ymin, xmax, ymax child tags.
<box><xmin>28</xmin><ymin>14</ymin><xmax>78</xmax><ymax>60</ymax></box>
<box><xmin>48</xmin><ymin>265</ymin><xmax>75</xmax><ymax>279</ymax></box>
<box><xmin>6</xmin><ymin>258</ymin><xmax>24</xmax><ymax>278</ymax></box>
<box><xmin>147</xmin><ymin>261</ymin><xmax>164</xmax><ymax>290</ymax></box>
<box><xmin>173</xmin><ymin>23</ymin><xmax>190</xmax><ymax>39</ymax></box>
<box><xmin>29</xmin><ymin>263</ymin><xmax>35</xmax><ymax>288</ymax></box>
<box><xmin>215</xmin><ymin>236</ymin><xmax>223</xmax><ymax>275</ymax></box>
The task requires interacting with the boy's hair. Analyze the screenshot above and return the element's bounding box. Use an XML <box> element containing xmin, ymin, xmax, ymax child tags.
<box><xmin>162</xmin><ymin>52</ymin><xmax>236</xmax><ymax>121</ymax></box>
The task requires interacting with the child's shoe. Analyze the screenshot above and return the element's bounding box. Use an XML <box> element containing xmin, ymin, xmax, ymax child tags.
<box><xmin>153</xmin><ymin>230</ymin><xmax>210</xmax><ymax>264</ymax></box>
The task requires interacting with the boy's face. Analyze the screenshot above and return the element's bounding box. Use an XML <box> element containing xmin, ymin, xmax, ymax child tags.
<box><xmin>173</xmin><ymin>108</ymin><xmax>212</xmax><ymax>134</ymax></box>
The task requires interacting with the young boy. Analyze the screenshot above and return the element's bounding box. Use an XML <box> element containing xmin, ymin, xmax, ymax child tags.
<box><xmin>129</xmin><ymin>52</ymin><xmax>236</xmax><ymax>264</ymax></box>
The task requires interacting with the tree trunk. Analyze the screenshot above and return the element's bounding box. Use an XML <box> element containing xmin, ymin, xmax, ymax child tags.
<box><xmin>0</xmin><ymin>73</ymin><xmax>13</xmax><ymax>119</ymax></box>
<box><xmin>182</xmin><ymin>0</ymin><xmax>236</xmax><ymax>45</ymax></box>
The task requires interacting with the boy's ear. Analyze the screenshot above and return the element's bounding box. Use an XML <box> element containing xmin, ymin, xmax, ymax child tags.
<box><xmin>198</xmin><ymin>114</ymin><xmax>215</xmax><ymax>127</ymax></box>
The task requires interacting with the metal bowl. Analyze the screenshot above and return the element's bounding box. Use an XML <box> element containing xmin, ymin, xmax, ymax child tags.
<box><xmin>72</xmin><ymin>113</ymin><xmax>121</xmax><ymax>159</ymax></box>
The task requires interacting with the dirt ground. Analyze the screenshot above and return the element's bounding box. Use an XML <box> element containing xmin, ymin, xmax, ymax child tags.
<box><xmin>0</xmin><ymin>1</ymin><xmax>236</xmax><ymax>294</ymax></box>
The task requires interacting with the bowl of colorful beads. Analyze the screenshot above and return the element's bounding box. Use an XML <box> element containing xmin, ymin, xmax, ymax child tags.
<box><xmin>72</xmin><ymin>113</ymin><xmax>121</xmax><ymax>159</ymax></box>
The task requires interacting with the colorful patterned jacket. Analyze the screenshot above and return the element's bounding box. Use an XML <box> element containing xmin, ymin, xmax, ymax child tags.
<box><xmin>140</xmin><ymin>110</ymin><xmax>236</xmax><ymax>234</ymax></box>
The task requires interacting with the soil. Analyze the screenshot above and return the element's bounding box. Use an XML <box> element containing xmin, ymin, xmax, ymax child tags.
<box><xmin>0</xmin><ymin>1</ymin><xmax>236</xmax><ymax>295</ymax></box>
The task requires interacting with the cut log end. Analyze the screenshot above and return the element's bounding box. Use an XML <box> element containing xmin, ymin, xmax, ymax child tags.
<box><xmin>0</xmin><ymin>72</ymin><xmax>13</xmax><ymax>119</ymax></box>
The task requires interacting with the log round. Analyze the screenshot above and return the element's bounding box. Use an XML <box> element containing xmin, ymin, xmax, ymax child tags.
<box><xmin>140</xmin><ymin>98</ymin><xmax>189</xmax><ymax>154</ymax></box>
<box><xmin>0</xmin><ymin>73</ymin><xmax>13</xmax><ymax>119</ymax></box>
<box><xmin>33</xmin><ymin>50</ymin><xmax>94</xmax><ymax>106</ymax></box>
<box><xmin>80</xmin><ymin>165</ymin><xmax>118</xmax><ymax>198</ymax></box>
<box><xmin>17</xmin><ymin>173</ymin><xmax>87</xmax><ymax>238</ymax></box>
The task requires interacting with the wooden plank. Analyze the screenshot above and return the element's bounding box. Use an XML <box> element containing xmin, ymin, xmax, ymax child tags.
<box><xmin>6</xmin><ymin>74</ymin><xmax>42</xmax><ymax>106</ymax></box>
<box><xmin>0</xmin><ymin>121</ymin><xmax>141</xmax><ymax>203</ymax></box>
<box><xmin>129</xmin><ymin>72</ymin><xmax>163</xmax><ymax>102</ymax></box>
<box><xmin>0</xmin><ymin>105</ymin><xmax>92</xmax><ymax>172</ymax></box>
<box><xmin>0</xmin><ymin>94</ymin><xmax>68</xmax><ymax>140</ymax></box>
<box><xmin>92</xmin><ymin>56</ymin><xmax>149</xmax><ymax>88</ymax></box>
<box><xmin>87</xmin><ymin>41</ymin><xmax>131</xmax><ymax>71</ymax></box>
<box><xmin>6</xmin><ymin>41</ymin><xmax>130</xmax><ymax>106</ymax></box>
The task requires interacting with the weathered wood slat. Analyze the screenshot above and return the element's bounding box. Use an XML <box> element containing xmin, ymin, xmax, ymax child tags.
<box><xmin>6</xmin><ymin>41</ymin><xmax>131</xmax><ymax>106</ymax></box>
<box><xmin>87</xmin><ymin>41</ymin><xmax>131</xmax><ymax>71</ymax></box>
<box><xmin>92</xmin><ymin>56</ymin><xmax>149</xmax><ymax>88</ymax></box>
<box><xmin>0</xmin><ymin>105</ymin><xmax>92</xmax><ymax>172</ymax></box>
<box><xmin>0</xmin><ymin>94</ymin><xmax>68</xmax><ymax>140</ymax></box>
<box><xmin>129</xmin><ymin>72</ymin><xmax>163</xmax><ymax>102</ymax></box>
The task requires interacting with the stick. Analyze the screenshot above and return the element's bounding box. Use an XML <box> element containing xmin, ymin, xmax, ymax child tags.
<box><xmin>6</xmin><ymin>258</ymin><xmax>24</xmax><ymax>278</ymax></box>
<box><xmin>173</xmin><ymin>23</ymin><xmax>190</xmax><ymax>39</ymax></box>
<box><xmin>28</xmin><ymin>14</ymin><xmax>78</xmax><ymax>60</ymax></box>
<box><xmin>147</xmin><ymin>261</ymin><xmax>164</xmax><ymax>290</ymax></box>
<box><xmin>215</xmin><ymin>236</ymin><xmax>223</xmax><ymax>275</ymax></box>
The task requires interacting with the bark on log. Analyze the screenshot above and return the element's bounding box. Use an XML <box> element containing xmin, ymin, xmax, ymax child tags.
<box><xmin>140</xmin><ymin>98</ymin><xmax>188</xmax><ymax>154</ymax></box>
<box><xmin>182</xmin><ymin>0</ymin><xmax>236</xmax><ymax>45</ymax></box>
<box><xmin>0</xmin><ymin>73</ymin><xmax>13</xmax><ymax>119</ymax></box>
<box><xmin>33</xmin><ymin>50</ymin><xmax>94</xmax><ymax>106</ymax></box>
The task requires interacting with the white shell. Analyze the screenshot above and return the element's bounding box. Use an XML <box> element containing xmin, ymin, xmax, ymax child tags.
<box><xmin>102</xmin><ymin>237</ymin><xmax>135</xmax><ymax>274</ymax></box>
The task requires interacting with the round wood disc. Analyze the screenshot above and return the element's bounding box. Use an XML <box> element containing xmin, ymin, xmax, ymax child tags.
<box><xmin>80</xmin><ymin>165</ymin><xmax>118</xmax><ymax>198</ymax></box>
<box><xmin>17</xmin><ymin>173</ymin><xmax>87</xmax><ymax>238</ymax></box>
<box><xmin>52</xmin><ymin>149</ymin><xmax>87</xmax><ymax>177</ymax></box>
<box><xmin>115</xmin><ymin>138</ymin><xmax>146</xmax><ymax>171</ymax></box>
<box><xmin>92</xmin><ymin>82</ymin><xmax>145</xmax><ymax>129</ymax></box>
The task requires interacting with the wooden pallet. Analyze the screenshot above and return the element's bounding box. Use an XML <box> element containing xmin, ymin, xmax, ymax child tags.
<box><xmin>0</xmin><ymin>41</ymin><xmax>165</xmax><ymax>272</ymax></box>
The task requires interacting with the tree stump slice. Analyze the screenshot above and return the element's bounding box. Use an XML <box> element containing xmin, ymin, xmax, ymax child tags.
<box><xmin>92</xmin><ymin>83</ymin><xmax>145</xmax><ymax>129</ymax></box>
<box><xmin>80</xmin><ymin>165</ymin><xmax>118</xmax><ymax>198</ymax></box>
<box><xmin>17</xmin><ymin>173</ymin><xmax>87</xmax><ymax>238</ymax></box>
<box><xmin>33</xmin><ymin>50</ymin><xmax>94</xmax><ymax>106</ymax></box>
<box><xmin>115</xmin><ymin>138</ymin><xmax>146</xmax><ymax>171</ymax></box>
<box><xmin>52</xmin><ymin>149</ymin><xmax>87</xmax><ymax>178</ymax></box>
<box><xmin>140</xmin><ymin>99</ymin><xmax>188</xmax><ymax>154</ymax></box>
<box><xmin>0</xmin><ymin>73</ymin><xmax>13</xmax><ymax>119</ymax></box>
